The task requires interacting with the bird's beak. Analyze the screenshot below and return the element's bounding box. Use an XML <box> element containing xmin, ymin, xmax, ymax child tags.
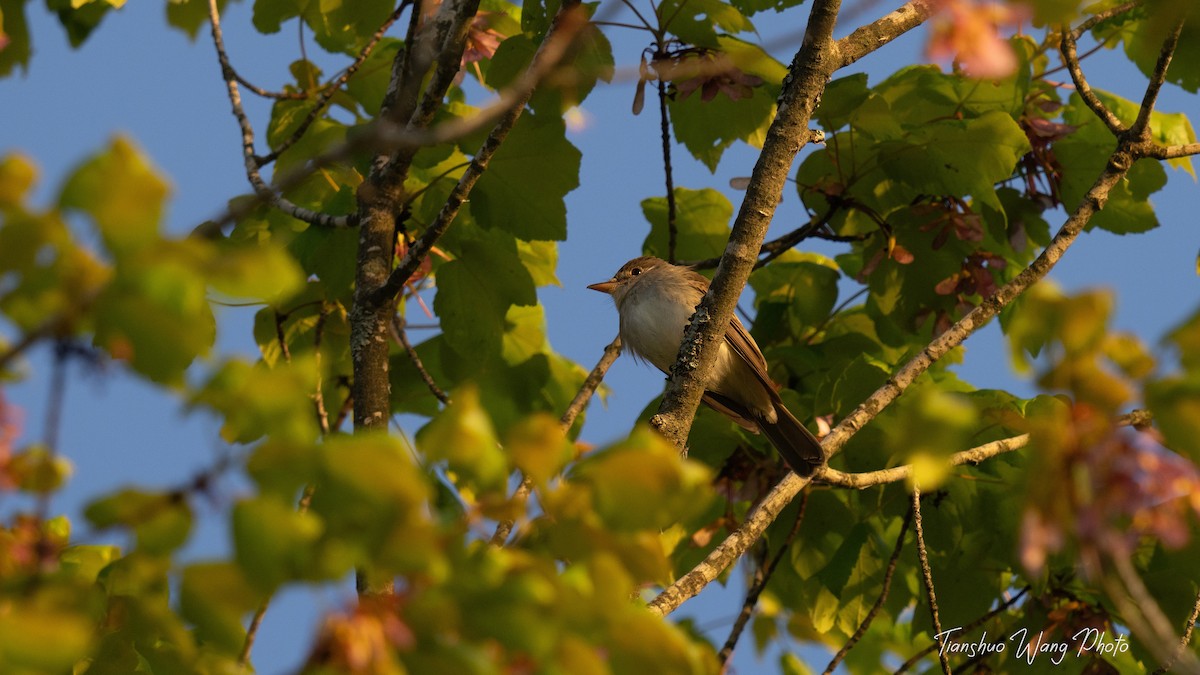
<box><xmin>587</xmin><ymin>279</ymin><xmax>617</xmax><ymax>294</ymax></box>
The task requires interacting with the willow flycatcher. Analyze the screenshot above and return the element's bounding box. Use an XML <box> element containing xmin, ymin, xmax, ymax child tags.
<box><xmin>588</xmin><ymin>256</ymin><xmax>824</xmax><ymax>476</ymax></box>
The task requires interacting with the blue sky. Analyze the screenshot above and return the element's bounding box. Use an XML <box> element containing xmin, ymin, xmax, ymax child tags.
<box><xmin>1</xmin><ymin>1</ymin><xmax>1196</xmax><ymax>672</ymax></box>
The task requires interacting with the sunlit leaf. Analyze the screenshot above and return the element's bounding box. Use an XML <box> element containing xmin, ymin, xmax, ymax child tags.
<box><xmin>642</xmin><ymin>187</ymin><xmax>732</xmax><ymax>261</ymax></box>
<box><xmin>179</xmin><ymin>562</ymin><xmax>264</xmax><ymax>654</ymax></box>
<box><xmin>417</xmin><ymin>384</ymin><xmax>508</xmax><ymax>493</ymax></box>
<box><xmin>472</xmin><ymin>111</ymin><xmax>581</xmax><ymax>241</ymax></box>
<box><xmin>59</xmin><ymin>136</ymin><xmax>169</xmax><ymax>258</ymax></box>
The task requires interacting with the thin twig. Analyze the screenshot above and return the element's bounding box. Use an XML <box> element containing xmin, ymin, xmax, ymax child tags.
<box><xmin>1107</xmin><ymin>554</ymin><xmax>1200</xmax><ymax>674</ymax></box>
<box><xmin>257</xmin><ymin>1</ymin><xmax>413</xmax><ymax>166</ymax></box>
<box><xmin>32</xmin><ymin>341</ymin><xmax>70</xmax><ymax>571</ymax></box>
<box><xmin>1152</xmin><ymin>588</ymin><xmax>1200</xmax><ymax>674</ymax></box>
<box><xmin>391</xmin><ymin>316</ymin><xmax>450</xmax><ymax>405</ymax></box>
<box><xmin>1070</xmin><ymin>0</ymin><xmax>1143</xmax><ymax>38</ymax></box>
<box><xmin>1146</xmin><ymin>143</ymin><xmax>1200</xmax><ymax>160</ymax></box>
<box><xmin>912</xmin><ymin>487</ymin><xmax>952</xmax><ymax>675</ymax></box>
<box><xmin>1130</xmin><ymin>16</ymin><xmax>1185</xmax><ymax>137</ymax></box>
<box><xmin>894</xmin><ymin>587</ymin><xmax>1030</xmax><ymax>674</ymax></box>
<box><xmin>656</xmin><ymin>70</ymin><xmax>678</xmax><ymax>263</ymax></box>
<box><xmin>718</xmin><ymin>491</ymin><xmax>810</xmax><ymax>666</ymax></box>
<box><xmin>368</xmin><ymin>1</ymin><xmax>590</xmax><ymax>308</ymax></box>
<box><xmin>1060</xmin><ymin>28</ymin><xmax>1125</xmax><ymax>136</ymax></box>
<box><xmin>0</xmin><ymin>329</ymin><xmax>47</xmax><ymax>372</ymax></box>
<box><xmin>685</xmin><ymin>207</ymin><xmax>835</xmax><ymax>270</ymax></box>
<box><xmin>273</xmin><ymin>311</ymin><xmax>293</xmax><ymax>364</ymax></box>
<box><xmin>824</xmin><ymin>505</ymin><xmax>913</xmax><ymax>674</ymax></box>
<box><xmin>489</xmin><ymin>335</ymin><xmax>622</xmax><ymax>546</ymax></box>
<box><xmin>233</xmin><ymin>72</ymin><xmax>309</xmax><ymax>100</ymax></box>
<box><xmin>819</xmin><ymin>410</ymin><xmax>1151</xmax><ymax>490</ymax></box>
<box><xmin>206</xmin><ymin>0</ymin><xmax>355</xmax><ymax>229</ymax></box>
<box><xmin>241</xmin><ymin>306</ymin><xmax>334</xmax><ymax>666</ymax></box>
<box><xmin>313</xmin><ymin>305</ymin><xmax>333</xmax><ymax>436</ymax></box>
<box><xmin>647</xmin><ymin>120</ymin><xmax>1151</xmax><ymax>617</ymax></box>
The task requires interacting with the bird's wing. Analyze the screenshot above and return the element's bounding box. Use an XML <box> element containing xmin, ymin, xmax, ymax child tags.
<box><xmin>725</xmin><ymin>313</ymin><xmax>783</xmax><ymax>397</ymax></box>
<box><xmin>701</xmin><ymin>391</ymin><xmax>760</xmax><ymax>433</ymax></box>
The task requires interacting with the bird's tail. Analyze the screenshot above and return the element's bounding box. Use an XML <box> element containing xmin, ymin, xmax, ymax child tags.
<box><xmin>758</xmin><ymin>403</ymin><xmax>825</xmax><ymax>477</ymax></box>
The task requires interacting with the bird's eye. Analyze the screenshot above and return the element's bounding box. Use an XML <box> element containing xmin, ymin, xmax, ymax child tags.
<box><xmin>630</xmin><ymin>267</ymin><xmax>642</xmax><ymax>276</ymax></box>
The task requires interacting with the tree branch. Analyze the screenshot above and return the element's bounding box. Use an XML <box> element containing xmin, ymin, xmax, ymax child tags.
<box><xmin>1070</xmin><ymin>1</ymin><xmax>1143</xmax><ymax>39</ymax></box>
<box><xmin>366</xmin><ymin>2</ymin><xmax>589</xmax><ymax>309</ymax></box>
<box><xmin>257</xmin><ymin>1</ymin><xmax>412</xmax><ymax>166</ymax></box>
<box><xmin>1130</xmin><ymin>16</ymin><xmax>1185</xmax><ymax>138</ymax></box>
<box><xmin>1104</xmin><ymin>554</ymin><xmax>1200</xmax><ymax>674</ymax></box>
<box><xmin>912</xmin><ymin>487</ymin><xmax>952</xmax><ymax>675</ymax></box>
<box><xmin>1147</xmin><ymin>143</ymin><xmax>1200</xmax><ymax>160</ymax></box>
<box><xmin>206</xmin><ymin>0</ymin><xmax>354</xmax><ymax>229</ymax></box>
<box><xmin>1154</xmin><ymin>588</ymin><xmax>1200</xmax><ymax>675</ymax></box>
<box><xmin>819</xmin><ymin>409</ymin><xmax>1151</xmax><ymax>489</ymax></box>
<box><xmin>0</xmin><ymin>318</ymin><xmax>65</xmax><ymax>373</ymax></box>
<box><xmin>391</xmin><ymin>316</ymin><xmax>450</xmax><ymax>406</ymax></box>
<box><xmin>649</xmin><ymin>0</ymin><xmax>845</xmax><ymax>452</ymax></box>
<box><xmin>717</xmin><ymin>491</ymin><xmax>809</xmax><ymax>666</ymax></box>
<box><xmin>656</xmin><ymin>73</ymin><xmax>679</xmax><ymax>263</ymax></box>
<box><xmin>648</xmin><ymin>135</ymin><xmax>1145</xmax><ymax>617</ymax></box>
<box><xmin>834</xmin><ymin>0</ymin><xmax>934</xmax><ymax>69</ymax></box>
<box><xmin>685</xmin><ymin>205</ymin><xmax>835</xmax><ymax>270</ymax></box>
<box><xmin>1060</xmin><ymin>27</ymin><xmax>1126</xmax><ymax>136</ymax></box>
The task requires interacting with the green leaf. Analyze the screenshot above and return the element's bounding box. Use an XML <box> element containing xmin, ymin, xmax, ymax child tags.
<box><xmin>179</xmin><ymin>562</ymin><xmax>264</xmax><ymax>655</ymax></box>
<box><xmin>571</xmin><ymin>427</ymin><xmax>713</xmax><ymax>532</ymax></box>
<box><xmin>659</xmin><ymin>0</ymin><xmax>753</xmax><ymax>48</ymax></box>
<box><xmin>670</xmin><ymin>80</ymin><xmax>776</xmax><ymax>172</ymax></box>
<box><xmin>816</xmin><ymin>74</ymin><xmax>871</xmax><ymax>130</ymax></box>
<box><xmin>7</xmin><ymin>444</ymin><xmax>72</xmax><ymax>492</ymax></box>
<box><xmin>417</xmin><ymin>384</ymin><xmax>508</xmax><ymax>493</ymax></box>
<box><xmin>389</xmin><ymin>334</ymin><xmax>450</xmax><ymax>417</ymax></box>
<box><xmin>0</xmin><ymin>603</ymin><xmax>94</xmax><ymax>670</ymax></box>
<box><xmin>487</xmin><ymin>34</ymin><xmax>537</xmax><ymax>91</ymax></box>
<box><xmin>233</xmin><ymin>496</ymin><xmax>324</xmax><ymax>589</ymax></box>
<box><xmin>472</xmin><ymin>111</ymin><xmax>581</xmax><ymax>241</ymax></box>
<box><xmin>731</xmin><ymin>0</ymin><xmax>808</xmax><ymax>16</ymax></box>
<box><xmin>207</xmin><ymin>239</ymin><xmax>305</xmax><ymax>301</ymax></box>
<box><xmin>253</xmin><ymin>0</ymin><xmax>305</xmax><ymax>35</ymax></box>
<box><xmin>289</xmin><ymin>222</ymin><xmax>359</xmax><ymax>300</ymax></box>
<box><xmin>1057</xmin><ymin>92</ymin><xmax>1175</xmax><ymax>234</ymax></box>
<box><xmin>191</xmin><ymin>357</ymin><xmax>322</xmax><ymax>444</ymax></box>
<box><xmin>309</xmin><ymin>434</ymin><xmax>434</xmax><ymax>571</ymax></box>
<box><xmin>166</xmin><ymin>0</ymin><xmax>230</xmax><ymax>39</ymax></box>
<box><xmin>59</xmin><ymin>544</ymin><xmax>122</xmax><ymax>582</ymax></box>
<box><xmin>750</xmin><ymin>260</ymin><xmax>840</xmax><ymax>336</ymax></box>
<box><xmin>85</xmin><ymin>488</ymin><xmax>193</xmax><ymax>554</ymax></box>
<box><xmin>1145</xmin><ymin>376</ymin><xmax>1200</xmax><ymax>460</ymax></box>
<box><xmin>59</xmin><ymin>136</ymin><xmax>169</xmax><ymax>258</ymax></box>
<box><xmin>667</xmin><ymin>37</ymin><xmax>783</xmax><ymax>172</ymax></box>
<box><xmin>506</xmin><ymin>413</ymin><xmax>572</xmax><ymax>485</ymax></box>
<box><xmin>0</xmin><ymin>0</ymin><xmax>33</xmax><ymax>76</ymax></box>
<box><xmin>344</xmin><ymin>38</ymin><xmax>402</xmax><ymax>114</ymax></box>
<box><xmin>302</xmin><ymin>0</ymin><xmax>395</xmax><ymax>53</ymax></box>
<box><xmin>642</xmin><ymin>187</ymin><xmax>733</xmax><ymax>261</ymax></box>
<box><xmin>93</xmin><ymin>241</ymin><xmax>215</xmax><ymax>384</ymax></box>
<box><xmin>1120</xmin><ymin>2</ymin><xmax>1200</xmax><ymax>93</ymax></box>
<box><xmin>45</xmin><ymin>0</ymin><xmax>122</xmax><ymax>47</ymax></box>
<box><xmin>245</xmin><ymin>438</ymin><xmax>320</xmax><ymax>500</ymax></box>
<box><xmin>876</xmin><ymin>110</ymin><xmax>1030</xmax><ymax>200</ymax></box>
<box><xmin>516</xmin><ymin>239</ymin><xmax>561</xmax><ymax>286</ymax></box>
<box><xmin>814</xmin><ymin>522</ymin><xmax>870</xmax><ymax>595</ymax></box>
<box><xmin>434</xmin><ymin>228</ymin><xmax>537</xmax><ymax>365</ymax></box>
<box><xmin>0</xmin><ymin>152</ymin><xmax>37</xmax><ymax>207</ymax></box>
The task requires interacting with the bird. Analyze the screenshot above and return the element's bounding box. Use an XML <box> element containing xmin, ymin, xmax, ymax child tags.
<box><xmin>588</xmin><ymin>256</ymin><xmax>825</xmax><ymax>476</ymax></box>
